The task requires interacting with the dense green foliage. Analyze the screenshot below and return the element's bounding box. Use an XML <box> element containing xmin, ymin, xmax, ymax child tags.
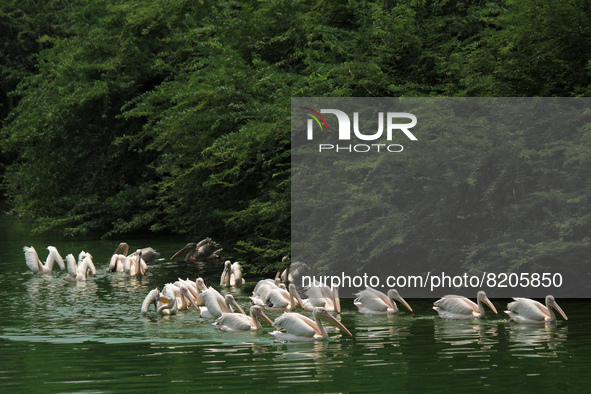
<box><xmin>1</xmin><ymin>0</ymin><xmax>591</xmax><ymax>274</ymax></box>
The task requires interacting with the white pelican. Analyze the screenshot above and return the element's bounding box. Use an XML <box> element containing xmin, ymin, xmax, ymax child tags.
<box><xmin>265</xmin><ymin>283</ymin><xmax>298</xmax><ymax>310</ymax></box>
<box><xmin>291</xmin><ymin>284</ymin><xmax>341</xmax><ymax>313</ymax></box>
<box><xmin>23</xmin><ymin>246</ymin><xmax>66</xmax><ymax>275</ymax></box>
<box><xmin>354</xmin><ymin>287</ymin><xmax>413</xmax><ymax>315</ymax></box>
<box><xmin>250</xmin><ymin>279</ymin><xmax>281</xmax><ymax>306</ymax></box>
<box><xmin>505</xmin><ymin>295</ymin><xmax>568</xmax><ymax>324</ymax></box>
<box><xmin>141</xmin><ymin>285</ymin><xmax>178</xmax><ymax>315</ymax></box>
<box><xmin>124</xmin><ymin>250</ymin><xmax>148</xmax><ymax>276</ymax></box>
<box><xmin>108</xmin><ymin>243</ymin><xmax>160</xmax><ymax>272</ymax></box>
<box><xmin>64</xmin><ymin>252</ymin><xmax>97</xmax><ymax>281</ymax></box>
<box><xmin>270</xmin><ymin>307</ymin><xmax>353</xmax><ymax>342</ymax></box>
<box><xmin>198</xmin><ymin>287</ymin><xmax>245</xmax><ymax>318</ymax></box>
<box><xmin>433</xmin><ymin>291</ymin><xmax>498</xmax><ymax>319</ymax></box>
<box><xmin>169</xmin><ymin>238</ymin><xmax>223</xmax><ymax>262</ymax></box>
<box><xmin>220</xmin><ymin>260</ymin><xmax>245</xmax><ymax>287</ymax></box>
<box><xmin>214</xmin><ymin>305</ymin><xmax>274</xmax><ymax>332</ymax></box>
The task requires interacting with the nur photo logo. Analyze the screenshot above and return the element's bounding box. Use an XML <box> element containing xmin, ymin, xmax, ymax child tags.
<box><xmin>302</xmin><ymin>107</ymin><xmax>418</xmax><ymax>153</ymax></box>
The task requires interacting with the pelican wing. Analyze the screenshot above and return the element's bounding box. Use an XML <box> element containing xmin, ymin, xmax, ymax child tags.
<box><xmin>47</xmin><ymin>246</ymin><xmax>65</xmax><ymax>270</ymax></box>
<box><xmin>354</xmin><ymin>287</ymin><xmax>392</xmax><ymax>312</ymax></box>
<box><xmin>65</xmin><ymin>254</ymin><xmax>78</xmax><ymax>277</ymax></box>
<box><xmin>23</xmin><ymin>246</ymin><xmax>41</xmax><ymax>273</ymax></box>
<box><xmin>306</xmin><ymin>286</ymin><xmax>330</xmax><ymax>307</ymax></box>
<box><xmin>433</xmin><ymin>295</ymin><xmax>479</xmax><ymax>315</ymax></box>
<box><xmin>83</xmin><ymin>254</ymin><xmax>97</xmax><ymax>276</ymax></box>
<box><xmin>139</xmin><ymin>247</ymin><xmax>160</xmax><ymax>264</ymax></box>
<box><xmin>268</xmin><ymin>288</ymin><xmax>290</xmax><ymax>308</ymax></box>
<box><xmin>274</xmin><ymin>313</ymin><xmax>319</xmax><ymax>337</ymax></box>
<box><xmin>201</xmin><ymin>288</ymin><xmax>229</xmax><ymax>317</ymax></box>
<box><xmin>507</xmin><ymin>298</ymin><xmax>549</xmax><ymax>321</ymax></box>
<box><xmin>216</xmin><ymin>313</ymin><xmax>253</xmax><ymax>331</ymax></box>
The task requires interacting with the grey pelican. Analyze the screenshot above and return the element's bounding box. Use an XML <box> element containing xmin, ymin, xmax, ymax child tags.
<box><xmin>505</xmin><ymin>295</ymin><xmax>568</xmax><ymax>323</ymax></box>
<box><xmin>433</xmin><ymin>291</ymin><xmax>497</xmax><ymax>319</ymax></box>
<box><xmin>23</xmin><ymin>246</ymin><xmax>66</xmax><ymax>274</ymax></box>
<box><xmin>214</xmin><ymin>305</ymin><xmax>274</xmax><ymax>332</ymax></box>
<box><xmin>354</xmin><ymin>287</ymin><xmax>413</xmax><ymax>315</ymax></box>
<box><xmin>270</xmin><ymin>307</ymin><xmax>353</xmax><ymax>342</ymax></box>
<box><xmin>169</xmin><ymin>238</ymin><xmax>222</xmax><ymax>262</ymax></box>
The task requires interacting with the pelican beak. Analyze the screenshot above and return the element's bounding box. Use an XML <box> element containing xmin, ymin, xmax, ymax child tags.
<box><xmin>181</xmin><ymin>287</ymin><xmax>199</xmax><ymax>310</ymax></box>
<box><xmin>227</xmin><ymin>296</ymin><xmax>246</xmax><ymax>314</ymax></box>
<box><xmin>550</xmin><ymin>299</ymin><xmax>568</xmax><ymax>321</ymax></box>
<box><xmin>169</xmin><ymin>243</ymin><xmax>195</xmax><ymax>261</ymax></box>
<box><xmin>114</xmin><ymin>242</ymin><xmax>129</xmax><ymax>256</ymax></box>
<box><xmin>482</xmin><ymin>295</ymin><xmax>498</xmax><ymax>314</ymax></box>
<box><xmin>220</xmin><ymin>263</ymin><xmax>230</xmax><ymax>287</ymax></box>
<box><xmin>159</xmin><ymin>294</ymin><xmax>172</xmax><ymax>304</ymax></box>
<box><xmin>196</xmin><ymin>278</ymin><xmax>207</xmax><ymax>291</ymax></box>
<box><xmin>254</xmin><ymin>308</ymin><xmax>275</xmax><ymax>326</ymax></box>
<box><xmin>289</xmin><ymin>284</ymin><xmax>305</xmax><ymax>310</ymax></box>
<box><xmin>318</xmin><ymin>309</ymin><xmax>353</xmax><ymax>337</ymax></box>
<box><xmin>394</xmin><ymin>294</ymin><xmax>414</xmax><ymax>313</ymax></box>
<box><xmin>333</xmin><ymin>286</ymin><xmax>341</xmax><ymax>314</ymax></box>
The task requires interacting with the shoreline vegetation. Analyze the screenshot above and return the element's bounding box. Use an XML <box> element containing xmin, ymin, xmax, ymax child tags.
<box><xmin>1</xmin><ymin>0</ymin><xmax>591</xmax><ymax>280</ymax></box>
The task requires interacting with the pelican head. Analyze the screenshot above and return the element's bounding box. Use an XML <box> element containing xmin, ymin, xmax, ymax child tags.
<box><xmin>195</xmin><ymin>277</ymin><xmax>207</xmax><ymax>291</ymax></box>
<box><xmin>169</xmin><ymin>243</ymin><xmax>196</xmax><ymax>261</ymax></box>
<box><xmin>387</xmin><ymin>289</ymin><xmax>413</xmax><ymax>313</ymax></box>
<box><xmin>546</xmin><ymin>295</ymin><xmax>568</xmax><ymax>321</ymax></box>
<box><xmin>477</xmin><ymin>291</ymin><xmax>498</xmax><ymax>314</ymax></box>
<box><xmin>220</xmin><ymin>260</ymin><xmax>232</xmax><ymax>286</ymax></box>
<box><xmin>141</xmin><ymin>287</ymin><xmax>160</xmax><ymax>314</ymax></box>
<box><xmin>313</xmin><ymin>307</ymin><xmax>353</xmax><ymax>337</ymax></box>
<box><xmin>250</xmin><ymin>305</ymin><xmax>274</xmax><ymax>326</ymax></box>
<box><xmin>225</xmin><ymin>294</ymin><xmax>246</xmax><ymax>314</ymax></box>
<box><xmin>114</xmin><ymin>242</ymin><xmax>129</xmax><ymax>256</ymax></box>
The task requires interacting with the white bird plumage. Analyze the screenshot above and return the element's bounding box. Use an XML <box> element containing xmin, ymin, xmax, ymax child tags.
<box><xmin>433</xmin><ymin>291</ymin><xmax>498</xmax><ymax>319</ymax></box>
<box><xmin>214</xmin><ymin>305</ymin><xmax>274</xmax><ymax>332</ymax></box>
<box><xmin>290</xmin><ymin>284</ymin><xmax>341</xmax><ymax>313</ymax></box>
<box><xmin>23</xmin><ymin>246</ymin><xmax>66</xmax><ymax>275</ymax></box>
<box><xmin>220</xmin><ymin>260</ymin><xmax>245</xmax><ymax>287</ymax></box>
<box><xmin>141</xmin><ymin>284</ymin><xmax>178</xmax><ymax>315</ymax></box>
<box><xmin>199</xmin><ymin>287</ymin><xmax>245</xmax><ymax>318</ymax></box>
<box><xmin>107</xmin><ymin>242</ymin><xmax>160</xmax><ymax>272</ymax></box>
<box><xmin>505</xmin><ymin>295</ymin><xmax>568</xmax><ymax>324</ymax></box>
<box><xmin>354</xmin><ymin>287</ymin><xmax>413</xmax><ymax>315</ymax></box>
<box><xmin>64</xmin><ymin>252</ymin><xmax>97</xmax><ymax>281</ymax></box>
<box><xmin>270</xmin><ymin>307</ymin><xmax>353</xmax><ymax>342</ymax></box>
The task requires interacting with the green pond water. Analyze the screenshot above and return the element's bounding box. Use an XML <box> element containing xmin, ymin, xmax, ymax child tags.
<box><xmin>0</xmin><ymin>210</ymin><xmax>589</xmax><ymax>392</ymax></box>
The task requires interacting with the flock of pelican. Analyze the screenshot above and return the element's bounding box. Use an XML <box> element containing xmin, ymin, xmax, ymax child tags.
<box><xmin>23</xmin><ymin>244</ymin><xmax>570</xmax><ymax>342</ymax></box>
